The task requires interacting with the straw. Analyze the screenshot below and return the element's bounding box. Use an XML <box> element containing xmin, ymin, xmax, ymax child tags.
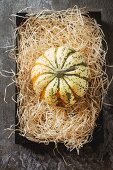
<box><xmin>15</xmin><ymin>7</ymin><xmax>108</xmax><ymax>151</ymax></box>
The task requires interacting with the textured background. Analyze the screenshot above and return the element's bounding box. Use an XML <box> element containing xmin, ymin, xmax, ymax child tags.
<box><xmin>0</xmin><ymin>0</ymin><xmax>113</xmax><ymax>170</ymax></box>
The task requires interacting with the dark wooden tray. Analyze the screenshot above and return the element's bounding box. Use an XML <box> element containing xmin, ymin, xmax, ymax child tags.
<box><xmin>15</xmin><ymin>11</ymin><xmax>103</xmax><ymax>153</ymax></box>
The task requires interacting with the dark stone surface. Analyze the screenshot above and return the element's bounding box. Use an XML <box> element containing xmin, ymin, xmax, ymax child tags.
<box><xmin>0</xmin><ymin>0</ymin><xmax>113</xmax><ymax>170</ymax></box>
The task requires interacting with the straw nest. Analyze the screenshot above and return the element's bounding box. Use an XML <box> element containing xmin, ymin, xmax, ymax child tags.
<box><xmin>15</xmin><ymin>7</ymin><xmax>108</xmax><ymax>151</ymax></box>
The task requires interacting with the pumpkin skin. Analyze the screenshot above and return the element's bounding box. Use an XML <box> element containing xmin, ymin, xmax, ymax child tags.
<box><xmin>31</xmin><ymin>46</ymin><xmax>90</xmax><ymax>106</ymax></box>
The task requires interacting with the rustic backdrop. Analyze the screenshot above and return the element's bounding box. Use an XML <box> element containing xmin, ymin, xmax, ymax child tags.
<box><xmin>0</xmin><ymin>0</ymin><xmax>113</xmax><ymax>170</ymax></box>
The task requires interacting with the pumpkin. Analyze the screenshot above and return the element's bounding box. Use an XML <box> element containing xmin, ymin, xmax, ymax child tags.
<box><xmin>31</xmin><ymin>46</ymin><xmax>90</xmax><ymax>106</ymax></box>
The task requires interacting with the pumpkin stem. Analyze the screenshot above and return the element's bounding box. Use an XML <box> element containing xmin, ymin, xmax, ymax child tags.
<box><xmin>55</xmin><ymin>70</ymin><xmax>65</xmax><ymax>78</ymax></box>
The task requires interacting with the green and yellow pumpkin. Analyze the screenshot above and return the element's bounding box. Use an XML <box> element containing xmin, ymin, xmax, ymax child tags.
<box><xmin>31</xmin><ymin>46</ymin><xmax>90</xmax><ymax>107</ymax></box>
